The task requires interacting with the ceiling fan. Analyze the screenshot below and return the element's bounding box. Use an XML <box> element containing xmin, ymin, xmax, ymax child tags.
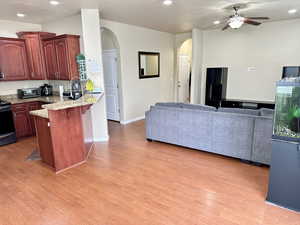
<box><xmin>222</xmin><ymin>6</ymin><xmax>270</xmax><ymax>30</ymax></box>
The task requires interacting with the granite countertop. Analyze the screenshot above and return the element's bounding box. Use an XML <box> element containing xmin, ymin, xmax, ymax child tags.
<box><xmin>42</xmin><ymin>93</ymin><xmax>103</xmax><ymax>111</ymax></box>
<box><xmin>1</xmin><ymin>93</ymin><xmax>104</xmax><ymax>119</ymax></box>
<box><xmin>30</xmin><ymin>109</ymin><xmax>49</xmax><ymax>119</ymax></box>
<box><xmin>1</xmin><ymin>95</ymin><xmax>63</xmax><ymax>104</ymax></box>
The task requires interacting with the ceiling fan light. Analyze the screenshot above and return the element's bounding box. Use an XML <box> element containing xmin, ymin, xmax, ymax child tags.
<box><xmin>229</xmin><ymin>16</ymin><xmax>244</xmax><ymax>29</ymax></box>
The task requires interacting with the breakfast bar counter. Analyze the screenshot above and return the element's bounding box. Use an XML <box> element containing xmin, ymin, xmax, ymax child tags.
<box><xmin>29</xmin><ymin>93</ymin><xmax>103</xmax><ymax>173</ymax></box>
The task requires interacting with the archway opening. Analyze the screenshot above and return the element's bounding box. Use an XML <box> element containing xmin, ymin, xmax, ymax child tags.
<box><xmin>101</xmin><ymin>27</ymin><xmax>123</xmax><ymax>122</ymax></box>
<box><xmin>177</xmin><ymin>39</ymin><xmax>192</xmax><ymax>103</ymax></box>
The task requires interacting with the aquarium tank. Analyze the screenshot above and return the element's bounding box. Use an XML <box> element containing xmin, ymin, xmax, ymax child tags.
<box><xmin>273</xmin><ymin>78</ymin><xmax>300</xmax><ymax>142</ymax></box>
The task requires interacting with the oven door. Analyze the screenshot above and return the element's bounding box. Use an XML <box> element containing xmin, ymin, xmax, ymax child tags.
<box><xmin>0</xmin><ymin>105</ymin><xmax>15</xmax><ymax>137</ymax></box>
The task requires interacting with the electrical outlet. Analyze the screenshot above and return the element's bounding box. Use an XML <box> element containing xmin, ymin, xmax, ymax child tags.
<box><xmin>248</xmin><ymin>67</ymin><xmax>256</xmax><ymax>72</ymax></box>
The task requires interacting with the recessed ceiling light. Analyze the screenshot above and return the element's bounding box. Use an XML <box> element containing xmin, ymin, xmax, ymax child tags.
<box><xmin>288</xmin><ymin>9</ymin><xmax>297</xmax><ymax>14</ymax></box>
<box><xmin>49</xmin><ymin>0</ymin><xmax>60</xmax><ymax>5</ymax></box>
<box><xmin>214</xmin><ymin>20</ymin><xmax>220</xmax><ymax>25</ymax></box>
<box><xmin>163</xmin><ymin>0</ymin><xmax>173</xmax><ymax>6</ymax></box>
<box><xmin>16</xmin><ymin>13</ymin><xmax>26</xmax><ymax>18</ymax></box>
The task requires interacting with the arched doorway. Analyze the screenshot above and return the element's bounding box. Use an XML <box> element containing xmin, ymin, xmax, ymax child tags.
<box><xmin>101</xmin><ymin>27</ymin><xmax>123</xmax><ymax>122</ymax></box>
<box><xmin>177</xmin><ymin>39</ymin><xmax>192</xmax><ymax>103</ymax></box>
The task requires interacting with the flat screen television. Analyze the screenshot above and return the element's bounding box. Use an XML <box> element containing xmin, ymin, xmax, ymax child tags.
<box><xmin>282</xmin><ymin>66</ymin><xmax>300</xmax><ymax>79</ymax></box>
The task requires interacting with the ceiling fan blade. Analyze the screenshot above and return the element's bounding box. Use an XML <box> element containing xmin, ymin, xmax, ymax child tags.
<box><xmin>246</xmin><ymin>17</ymin><xmax>270</xmax><ymax>20</ymax></box>
<box><xmin>222</xmin><ymin>24</ymin><xmax>230</xmax><ymax>31</ymax></box>
<box><xmin>244</xmin><ymin>19</ymin><xmax>261</xmax><ymax>26</ymax></box>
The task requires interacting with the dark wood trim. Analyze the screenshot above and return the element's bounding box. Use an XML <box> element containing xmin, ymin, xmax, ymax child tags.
<box><xmin>16</xmin><ymin>32</ymin><xmax>56</xmax><ymax>40</ymax></box>
<box><xmin>138</xmin><ymin>51</ymin><xmax>160</xmax><ymax>79</ymax></box>
<box><xmin>43</xmin><ymin>34</ymin><xmax>80</xmax><ymax>41</ymax></box>
<box><xmin>0</xmin><ymin>37</ymin><xmax>26</xmax><ymax>41</ymax></box>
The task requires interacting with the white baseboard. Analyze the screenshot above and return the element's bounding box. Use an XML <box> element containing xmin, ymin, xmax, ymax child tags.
<box><xmin>94</xmin><ymin>135</ymin><xmax>110</xmax><ymax>142</ymax></box>
<box><xmin>120</xmin><ymin>116</ymin><xmax>145</xmax><ymax>125</ymax></box>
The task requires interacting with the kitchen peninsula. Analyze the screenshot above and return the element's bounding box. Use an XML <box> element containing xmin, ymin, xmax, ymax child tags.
<box><xmin>29</xmin><ymin>93</ymin><xmax>103</xmax><ymax>173</ymax></box>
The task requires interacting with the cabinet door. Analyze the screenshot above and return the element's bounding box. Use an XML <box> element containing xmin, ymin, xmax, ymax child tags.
<box><xmin>28</xmin><ymin>102</ymin><xmax>42</xmax><ymax>136</ymax></box>
<box><xmin>43</xmin><ymin>40</ymin><xmax>58</xmax><ymax>80</ymax></box>
<box><xmin>0</xmin><ymin>39</ymin><xmax>29</xmax><ymax>81</ymax></box>
<box><xmin>22</xmin><ymin>34</ymin><xmax>46</xmax><ymax>80</ymax></box>
<box><xmin>66</xmin><ymin>37</ymin><xmax>80</xmax><ymax>80</ymax></box>
<box><xmin>54</xmin><ymin>39</ymin><xmax>69</xmax><ymax>80</ymax></box>
<box><xmin>12</xmin><ymin>104</ymin><xmax>31</xmax><ymax>138</ymax></box>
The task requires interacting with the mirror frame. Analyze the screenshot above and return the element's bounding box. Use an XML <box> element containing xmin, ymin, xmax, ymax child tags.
<box><xmin>138</xmin><ymin>51</ymin><xmax>160</xmax><ymax>79</ymax></box>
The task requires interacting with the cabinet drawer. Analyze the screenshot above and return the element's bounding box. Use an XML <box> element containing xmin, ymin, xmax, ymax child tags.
<box><xmin>12</xmin><ymin>103</ymin><xmax>28</xmax><ymax>112</ymax></box>
<box><xmin>12</xmin><ymin>101</ymin><xmax>43</xmax><ymax>138</ymax></box>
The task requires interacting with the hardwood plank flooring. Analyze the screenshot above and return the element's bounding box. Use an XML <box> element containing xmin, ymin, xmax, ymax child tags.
<box><xmin>0</xmin><ymin>120</ymin><xmax>299</xmax><ymax>225</ymax></box>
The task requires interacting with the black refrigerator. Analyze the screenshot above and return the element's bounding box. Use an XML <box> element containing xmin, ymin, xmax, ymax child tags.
<box><xmin>205</xmin><ymin>68</ymin><xmax>228</xmax><ymax>108</ymax></box>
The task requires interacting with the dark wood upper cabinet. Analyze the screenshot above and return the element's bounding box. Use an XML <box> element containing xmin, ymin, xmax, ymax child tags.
<box><xmin>0</xmin><ymin>38</ymin><xmax>29</xmax><ymax>81</ymax></box>
<box><xmin>43</xmin><ymin>35</ymin><xmax>80</xmax><ymax>80</ymax></box>
<box><xmin>43</xmin><ymin>39</ymin><xmax>58</xmax><ymax>80</ymax></box>
<box><xmin>17</xmin><ymin>32</ymin><xmax>56</xmax><ymax>80</ymax></box>
<box><xmin>55</xmin><ymin>38</ymin><xmax>69</xmax><ymax>80</ymax></box>
<box><xmin>0</xmin><ymin>33</ymin><xmax>80</xmax><ymax>81</ymax></box>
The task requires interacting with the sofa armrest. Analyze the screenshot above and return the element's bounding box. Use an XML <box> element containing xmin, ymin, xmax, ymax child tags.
<box><xmin>252</xmin><ymin>116</ymin><xmax>273</xmax><ymax>165</ymax></box>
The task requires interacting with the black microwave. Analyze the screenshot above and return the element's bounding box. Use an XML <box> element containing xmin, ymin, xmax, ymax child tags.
<box><xmin>17</xmin><ymin>88</ymin><xmax>41</xmax><ymax>99</ymax></box>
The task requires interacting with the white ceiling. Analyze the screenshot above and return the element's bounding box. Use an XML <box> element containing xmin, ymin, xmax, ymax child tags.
<box><xmin>0</xmin><ymin>0</ymin><xmax>300</xmax><ymax>33</ymax></box>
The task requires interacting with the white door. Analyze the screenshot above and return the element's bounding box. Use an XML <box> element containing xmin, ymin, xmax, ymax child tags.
<box><xmin>178</xmin><ymin>55</ymin><xmax>191</xmax><ymax>103</ymax></box>
<box><xmin>103</xmin><ymin>50</ymin><xmax>120</xmax><ymax>121</ymax></box>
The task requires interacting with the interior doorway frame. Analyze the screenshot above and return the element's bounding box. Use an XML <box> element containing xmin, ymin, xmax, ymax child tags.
<box><xmin>101</xmin><ymin>27</ymin><xmax>124</xmax><ymax>123</ymax></box>
<box><xmin>175</xmin><ymin>38</ymin><xmax>193</xmax><ymax>103</ymax></box>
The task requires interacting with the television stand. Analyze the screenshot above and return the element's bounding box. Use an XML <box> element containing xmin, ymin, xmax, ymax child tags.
<box><xmin>221</xmin><ymin>99</ymin><xmax>275</xmax><ymax>109</ymax></box>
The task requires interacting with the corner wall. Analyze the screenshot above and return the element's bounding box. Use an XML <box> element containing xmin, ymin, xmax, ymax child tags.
<box><xmin>42</xmin><ymin>15</ymin><xmax>176</xmax><ymax>124</ymax></box>
<box><xmin>201</xmin><ymin>18</ymin><xmax>300</xmax><ymax>103</ymax></box>
<box><xmin>101</xmin><ymin>19</ymin><xmax>175</xmax><ymax>123</ymax></box>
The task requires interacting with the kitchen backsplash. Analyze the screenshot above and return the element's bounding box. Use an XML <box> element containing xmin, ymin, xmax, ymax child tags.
<box><xmin>0</xmin><ymin>80</ymin><xmax>46</xmax><ymax>95</ymax></box>
<box><xmin>0</xmin><ymin>80</ymin><xmax>85</xmax><ymax>96</ymax></box>
<box><xmin>48</xmin><ymin>80</ymin><xmax>71</xmax><ymax>93</ymax></box>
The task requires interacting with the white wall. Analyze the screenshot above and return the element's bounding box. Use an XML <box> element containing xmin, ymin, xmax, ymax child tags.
<box><xmin>0</xmin><ymin>20</ymin><xmax>43</xmax><ymax>95</ymax></box>
<box><xmin>0</xmin><ymin>19</ymin><xmax>41</xmax><ymax>38</ymax></box>
<box><xmin>191</xmin><ymin>28</ymin><xmax>203</xmax><ymax>104</ymax></box>
<box><xmin>201</xmin><ymin>18</ymin><xmax>300</xmax><ymax>103</ymax></box>
<box><xmin>81</xmin><ymin>9</ymin><xmax>108</xmax><ymax>141</ymax></box>
<box><xmin>41</xmin><ymin>14</ymin><xmax>84</xmax><ymax>51</ymax></box>
<box><xmin>101</xmin><ymin>19</ymin><xmax>175</xmax><ymax>122</ymax></box>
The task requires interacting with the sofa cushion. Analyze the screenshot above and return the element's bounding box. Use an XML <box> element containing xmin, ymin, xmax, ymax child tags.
<box><xmin>218</xmin><ymin>107</ymin><xmax>259</xmax><ymax>116</ymax></box>
<box><xmin>260</xmin><ymin>108</ymin><xmax>274</xmax><ymax>118</ymax></box>
<box><xmin>181</xmin><ymin>103</ymin><xmax>216</xmax><ymax>111</ymax></box>
<box><xmin>155</xmin><ymin>102</ymin><xmax>183</xmax><ymax>108</ymax></box>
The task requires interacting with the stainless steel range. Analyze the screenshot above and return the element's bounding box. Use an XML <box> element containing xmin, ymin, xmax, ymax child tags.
<box><xmin>0</xmin><ymin>99</ymin><xmax>16</xmax><ymax>146</ymax></box>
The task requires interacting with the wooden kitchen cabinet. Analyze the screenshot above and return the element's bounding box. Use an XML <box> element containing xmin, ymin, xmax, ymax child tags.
<box><xmin>12</xmin><ymin>104</ymin><xmax>32</xmax><ymax>138</ymax></box>
<box><xmin>0</xmin><ymin>38</ymin><xmax>29</xmax><ymax>81</ymax></box>
<box><xmin>43</xmin><ymin>35</ymin><xmax>80</xmax><ymax>80</ymax></box>
<box><xmin>28</xmin><ymin>102</ymin><xmax>42</xmax><ymax>135</ymax></box>
<box><xmin>17</xmin><ymin>32</ymin><xmax>56</xmax><ymax>80</ymax></box>
<box><xmin>43</xmin><ymin>40</ymin><xmax>57</xmax><ymax>80</ymax></box>
<box><xmin>12</xmin><ymin>101</ymin><xmax>42</xmax><ymax>138</ymax></box>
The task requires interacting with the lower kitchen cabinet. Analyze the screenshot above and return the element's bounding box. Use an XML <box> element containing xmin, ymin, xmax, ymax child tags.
<box><xmin>12</xmin><ymin>102</ymin><xmax>42</xmax><ymax>138</ymax></box>
<box><xmin>28</xmin><ymin>102</ymin><xmax>42</xmax><ymax>135</ymax></box>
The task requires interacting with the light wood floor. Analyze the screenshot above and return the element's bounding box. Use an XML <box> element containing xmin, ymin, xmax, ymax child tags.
<box><xmin>0</xmin><ymin>120</ymin><xmax>299</xmax><ymax>225</ymax></box>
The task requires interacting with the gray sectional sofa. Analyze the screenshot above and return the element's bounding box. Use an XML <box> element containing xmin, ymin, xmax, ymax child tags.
<box><xmin>145</xmin><ymin>103</ymin><xmax>274</xmax><ymax>165</ymax></box>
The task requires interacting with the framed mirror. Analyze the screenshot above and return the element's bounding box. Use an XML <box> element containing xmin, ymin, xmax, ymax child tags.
<box><xmin>138</xmin><ymin>51</ymin><xmax>160</xmax><ymax>79</ymax></box>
